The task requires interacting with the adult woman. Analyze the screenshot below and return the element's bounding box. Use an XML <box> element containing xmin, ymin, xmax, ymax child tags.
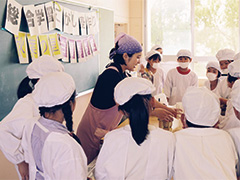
<box><xmin>0</xmin><ymin>55</ymin><xmax>64</xmax><ymax>179</ymax></box>
<box><xmin>22</xmin><ymin>72</ymin><xmax>87</xmax><ymax>179</ymax></box>
<box><xmin>77</xmin><ymin>33</ymin><xmax>175</xmax><ymax>164</ymax></box>
<box><xmin>95</xmin><ymin>77</ymin><xmax>175</xmax><ymax>180</ymax></box>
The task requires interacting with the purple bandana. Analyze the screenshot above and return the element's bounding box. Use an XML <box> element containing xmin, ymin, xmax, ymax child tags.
<box><xmin>109</xmin><ymin>33</ymin><xmax>142</xmax><ymax>59</ymax></box>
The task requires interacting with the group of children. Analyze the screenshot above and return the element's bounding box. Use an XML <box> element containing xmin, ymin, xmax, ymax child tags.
<box><xmin>0</xmin><ymin>32</ymin><xmax>240</xmax><ymax>179</ymax></box>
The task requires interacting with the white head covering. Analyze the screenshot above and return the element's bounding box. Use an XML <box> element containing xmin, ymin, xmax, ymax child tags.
<box><xmin>206</xmin><ymin>61</ymin><xmax>221</xmax><ymax>72</ymax></box>
<box><xmin>177</xmin><ymin>49</ymin><xmax>192</xmax><ymax>59</ymax></box>
<box><xmin>182</xmin><ymin>87</ymin><xmax>220</xmax><ymax>126</ymax></box>
<box><xmin>215</xmin><ymin>49</ymin><xmax>235</xmax><ymax>61</ymax></box>
<box><xmin>26</xmin><ymin>55</ymin><xmax>64</xmax><ymax>79</ymax></box>
<box><xmin>32</xmin><ymin>72</ymin><xmax>75</xmax><ymax>107</ymax></box>
<box><xmin>231</xmin><ymin>80</ymin><xmax>240</xmax><ymax>112</ymax></box>
<box><xmin>233</xmin><ymin>52</ymin><xmax>240</xmax><ymax>61</ymax></box>
<box><xmin>145</xmin><ymin>50</ymin><xmax>161</xmax><ymax>60</ymax></box>
<box><xmin>114</xmin><ymin>77</ymin><xmax>155</xmax><ymax>105</ymax></box>
<box><xmin>151</xmin><ymin>45</ymin><xmax>162</xmax><ymax>51</ymax></box>
<box><xmin>228</xmin><ymin>60</ymin><xmax>240</xmax><ymax>78</ymax></box>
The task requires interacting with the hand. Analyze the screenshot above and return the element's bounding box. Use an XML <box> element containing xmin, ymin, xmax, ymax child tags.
<box><xmin>17</xmin><ymin>161</ymin><xmax>29</xmax><ymax>180</ymax></box>
<box><xmin>166</xmin><ymin>107</ymin><xmax>181</xmax><ymax>118</ymax></box>
<box><xmin>151</xmin><ymin>108</ymin><xmax>174</xmax><ymax>122</ymax></box>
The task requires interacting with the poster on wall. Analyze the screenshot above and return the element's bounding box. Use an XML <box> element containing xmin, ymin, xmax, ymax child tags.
<box><xmin>14</xmin><ymin>32</ymin><xmax>29</xmax><ymax>64</ymax></box>
<box><xmin>79</xmin><ymin>13</ymin><xmax>87</xmax><ymax>36</ymax></box>
<box><xmin>63</xmin><ymin>7</ymin><xmax>73</xmax><ymax>34</ymax></box>
<box><xmin>53</xmin><ymin>1</ymin><xmax>63</xmax><ymax>31</ymax></box>
<box><xmin>83</xmin><ymin>37</ymin><xmax>92</xmax><ymax>58</ymax></box>
<box><xmin>35</xmin><ymin>4</ymin><xmax>48</xmax><ymax>34</ymax></box>
<box><xmin>39</xmin><ymin>34</ymin><xmax>52</xmax><ymax>56</ymax></box>
<box><xmin>72</xmin><ymin>11</ymin><xmax>79</xmax><ymax>35</ymax></box>
<box><xmin>48</xmin><ymin>33</ymin><xmax>62</xmax><ymax>59</ymax></box>
<box><xmin>45</xmin><ymin>1</ymin><xmax>55</xmax><ymax>31</ymax></box>
<box><xmin>86</xmin><ymin>12</ymin><xmax>98</xmax><ymax>35</ymax></box>
<box><xmin>5</xmin><ymin>0</ymin><xmax>22</xmax><ymax>35</ymax></box>
<box><xmin>68</xmin><ymin>39</ymin><xmax>77</xmax><ymax>63</ymax></box>
<box><xmin>76</xmin><ymin>39</ymin><xmax>86</xmax><ymax>62</ymax></box>
<box><xmin>24</xmin><ymin>5</ymin><xmax>38</xmax><ymax>35</ymax></box>
<box><xmin>27</xmin><ymin>34</ymin><xmax>39</xmax><ymax>60</ymax></box>
<box><xmin>88</xmin><ymin>35</ymin><xmax>98</xmax><ymax>55</ymax></box>
<box><xmin>59</xmin><ymin>34</ymin><xmax>69</xmax><ymax>62</ymax></box>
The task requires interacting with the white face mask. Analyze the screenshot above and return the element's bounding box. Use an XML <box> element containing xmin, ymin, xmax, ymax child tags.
<box><xmin>178</xmin><ymin>62</ymin><xmax>189</xmax><ymax>69</ymax></box>
<box><xmin>222</xmin><ymin>69</ymin><xmax>228</xmax><ymax>74</ymax></box>
<box><xmin>152</xmin><ymin>63</ymin><xmax>159</xmax><ymax>69</ymax></box>
<box><xmin>206</xmin><ymin>72</ymin><xmax>217</xmax><ymax>81</ymax></box>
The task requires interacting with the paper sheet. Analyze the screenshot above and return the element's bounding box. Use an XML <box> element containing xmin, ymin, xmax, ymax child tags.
<box><xmin>23</xmin><ymin>5</ymin><xmax>38</xmax><ymax>36</ymax></box>
<box><xmin>35</xmin><ymin>4</ymin><xmax>48</xmax><ymax>34</ymax></box>
<box><xmin>79</xmin><ymin>13</ymin><xmax>87</xmax><ymax>36</ymax></box>
<box><xmin>88</xmin><ymin>35</ymin><xmax>98</xmax><ymax>55</ymax></box>
<box><xmin>27</xmin><ymin>34</ymin><xmax>39</xmax><ymax>60</ymax></box>
<box><xmin>45</xmin><ymin>1</ymin><xmax>55</xmax><ymax>31</ymax></box>
<box><xmin>5</xmin><ymin>0</ymin><xmax>22</xmax><ymax>35</ymax></box>
<box><xmin>14</xmin><ymin>32</ymin><xmax>29</xmax><ymax>64</ymax></box>
<box><xmin>68</xmin><ymin>39</ymin><xmax>77</xmax><ymax>63</ymax></box>
<box><xmin>39</xmin><ymin>34</ymin><xmax>52</xmax><ymax>56</ymax></box>
<box><xmin>59</xmin><ymin>34</ymin><xmax>69</xmax><ymax>62</ymax></box>
<box><xmin>63</xmin><ymin>7</ymin><xmax>72</xmax><ymax>34</ymax></box>
<box><xmin>86</xmin><ymin>12</ymin><xmax>99</xmax><ymax>35</ymax></box>
<box><xmin>83</xmin><ymin>37</ymin><xmax>92</xmax><ymax>58</ymax></box>
<box><xmin>48</xmin><ymin>33</ymin><xmax>62</xmax><ymax>59</ymax></box>
<box><xmin>53</xmin><ymin>1</ymin><xmax>63</xmax><ymax>31</ymax></box>
<box><xmin>76</xmin><ymin>39</ymin><xmax>86</xmax><ymax>62</ymax></box>
<box><xmin>72</xmin><ymin>11</ymin><xmax>79</xmax><ymax>35</ymax></box>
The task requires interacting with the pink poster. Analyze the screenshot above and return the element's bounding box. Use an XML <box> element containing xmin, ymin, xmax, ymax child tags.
<box><xmin>76</xmin><ymin>39</ymin><xmax>86</xmax><ymax>62</ymax></box>
<box><xmin>83</xmin><ymin>37</ymin><xmax>92</xmax><ymax>58</ymax></box>
<box><xmin>59</xmin><ymin>35</ymin><xmax>69</xmax><ymax>62</ymax></box>
<box><xmin>68</xmin><ymin>39</ymin><xmax>77</xmax><ymax>63</ymax></box>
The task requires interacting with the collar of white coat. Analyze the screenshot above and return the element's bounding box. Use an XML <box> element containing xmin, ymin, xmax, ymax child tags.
<box><xmin>175</xmin><ymin>127</ymin><xmax>223</xmax><ymax>136</ymax></box>
<box><xmin>123</xmin><ymin>124</ymin><xmax>157</xmax><ymax>131</ymax></box>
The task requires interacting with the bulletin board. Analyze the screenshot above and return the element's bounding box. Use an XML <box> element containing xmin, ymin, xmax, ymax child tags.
<box><xmin>0</xmin><ymin>0</ymin><xmax>114</xmax><ymax>121</ymax></box>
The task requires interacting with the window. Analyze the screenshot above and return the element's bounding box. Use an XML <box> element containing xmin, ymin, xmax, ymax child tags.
<box><xmin>146</xmin><ymin>0</ymin><xmax>239</xmax><ymax>77</ymax></box>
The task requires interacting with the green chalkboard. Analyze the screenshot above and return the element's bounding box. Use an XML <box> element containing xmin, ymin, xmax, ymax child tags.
<box><xmin>0</xmin><ymin>0</ymin><xmax>106</xmax><ymax>120</ymax></box>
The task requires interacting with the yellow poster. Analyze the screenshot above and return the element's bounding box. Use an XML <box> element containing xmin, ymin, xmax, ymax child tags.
<box><xmin>48</xmin><ymin>33</ymin><xmax>62</xmax><ymax>59</ymax></box>
<box><xmin>14</xmin><ymin>32</ymin><xmax>29</xmax><ymax>64</ymax></box>
<box><xmin>27</xmin><ymin>34</ymin><xmax>39</xmax><ymax>60</ymax></box>
<box><xmin>39</xmin><ymin>34</ymin><xmax>52</xmax><ymax>56</ymax></box>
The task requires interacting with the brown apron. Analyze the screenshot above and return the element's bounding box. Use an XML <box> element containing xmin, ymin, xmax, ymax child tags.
<box><xmin>76</xmin><ymin>66</ymin><xmax>123</xmax><ymax>164</ymax></box>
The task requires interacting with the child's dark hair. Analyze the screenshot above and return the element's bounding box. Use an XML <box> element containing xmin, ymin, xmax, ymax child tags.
<box><xmin>146</xmin><ymin>54</ymin><xmax>161</xmax><ymax>69</ymax></box>
<box><xmin>109</xmin><ymin>41</ymin><xmax>133</xmax><ymax>65</ymax></box>
<box><xmin>17</xmin><ymin>77</ymin><xmax>38</xmax><ymax>99</ymax></box>
<box><xmin>118</xmin><ymin>94</ymin><xmax>151</xmax><ymax>145</ymax></box>
<box><xmin>39</xmin><ymin>91</ymin><xmax>81</xmax><ymax>144</ymax></box>
<box><xmin>186</xmin><ymin>119</ymin><xmax>211</xmax><ymax>128</ymax></box>
<box><xmin>227</xmin><ymin>73</ymin><xmax>239</xmax><ymax>84</ymax></box>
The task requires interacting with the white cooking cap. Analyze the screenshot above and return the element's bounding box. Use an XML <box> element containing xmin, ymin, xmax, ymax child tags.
<box><xmin>26</xmin><ymin>55</ymin><xmax>64</xmax><ymax>79</ymax></box>
<box><xmin>216</xmin><ymin>49</ymin><xmax>235</xmax><ymax>61</ymax></box>
<box><xmin>182</xmin><ymin>87</ymin><xmax>220</xmax><ymax>126</ymax></box>
<box><xmin>151</xmin><ymin>45</ymin><xmax>162</xmax><ymax>51</ymax></box>
<box><xmin>114</xmin><ymin>77</ymin><xmax>156</xmax><ymax>105</ymax></box>
<box><xmin>231</xmin><ymin>80</ymin><xmax>240</xmax><ymax>112</ymax></box>
<box><xmin>145</xmin><ymin>50</ymin><xmax>161</xmax><ymax>60</ymax></box>
<box><xmin>233</xmin><ymin>52</ymin><xmax>240</xmax><ymax>61</ymax></box>
<box><xmin>206</xmin><ymin>61</ymin><xmax>221</xmax><ymax>72</ymax></box>
<box><xmin>228</xmin><ymin>60</ymin><xmax>240</xmax><ymax>78</ymax></box>
<box><xmin>32</xmin><ymin>72</ymin><xmax>75</xmax><ymax>107</ymax></box>
<box><xmin>177</xmin><ymin>49</ymin><xmax>192</xmax><ymax>59</ymax></box>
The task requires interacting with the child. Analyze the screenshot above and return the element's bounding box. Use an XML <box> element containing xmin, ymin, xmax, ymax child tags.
<box><xmin>227</xmin><ymin>80</ymin><xmax>240</xmax><ymax>179</ymax></box>
<box><xmin>139</xmin><ymin>50</ymin><xmax>165</xmax><ymax>95</ymax></box>
<box><xmin>164</xmin><ymin>49</ymin><xmax>198</xmax><ymax>106</ymax></box>
<box><xmin>95</xmin><ymin>77</ymin><xmax>175</xmax><ymax>180</ymax></box>
<box><xmin>204</xmin><ymin>61</ymin><xmax>221</xmax><ymax>96</ymax></box>
<box><xmin>0</xmin><ymin>55</ymin><xmax>64</xmax><ymax>179</ymax></box>
<box><xmin>22</xmin><ymin>72</ymin><xmax>87</xmax><ymax>179</ymax></box>
<box><xmin>219</xmin><ymin>61</ymin><xmax>240</xmax><ymax>129</ymax></box>
<box><xmin>151</xmin><ymin>44</ymin><xmax>163</xmax><ymax>54</ymax></box>
<box><xmin>216</xmin><ymin>48</ymin><xmax>235</xmax><ymax>99</ymax></box>
<box><xmin>173</xmin><ymin>87</ymin><xmax>238</xmax><ymax>180</ymax></box>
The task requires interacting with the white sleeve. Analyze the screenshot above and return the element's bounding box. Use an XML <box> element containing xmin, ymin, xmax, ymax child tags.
<box><xmin>0</xmin><ymin>97</ymin><xmax>37</xmax><ymax>164</ymax></box>
<box><xmin>192</xmin><ymin>73</ymin><xmax>198</xmax><ymax>87</ymax></box>
<box><xmin>42</xmin><ymin>133</ymin><xmax>87</xmax><ymax>180</ymax></box>
<box><xmin>164</xmin><ymin>71</ymin><xmax>172</xmax><ymax>98</ymax></box>
<box><xmin>167</xmin><ymin>134</ymin><xmax>175</xmax><ymax>180</ymax></box>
